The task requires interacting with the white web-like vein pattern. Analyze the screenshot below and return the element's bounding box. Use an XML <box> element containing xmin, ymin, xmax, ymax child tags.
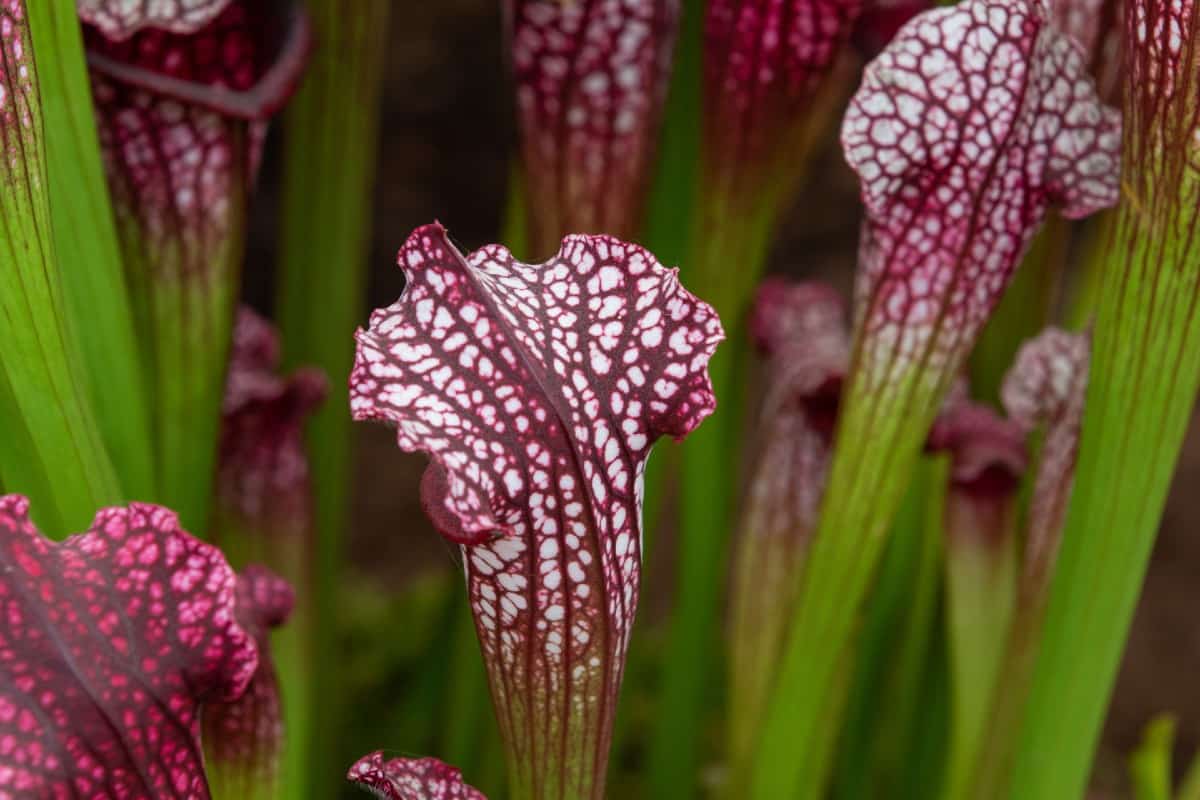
<box><xmin>351</xmin><ymin>223</ymin><xmax>722</xmax><ymax>795</ymax></box>
<box><xmin>842</xmin><ymin>0</ymin><xmax>1119</xmax><ymax>378</ymax></box>
<box><xmin>78</xmin><ymin>0</ymin><xmax>233</xmax><ymax>40</ymax></box>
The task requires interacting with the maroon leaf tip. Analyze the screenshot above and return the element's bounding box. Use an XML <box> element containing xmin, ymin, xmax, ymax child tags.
<box><xmin>348</xmin><ymin>752</ymin><xmax>486</xmax><ymax>800</ymax></box>
<box><xmin>751</xmin><ymin>277</ymin><xmax>846</xmax><ymax>356</ymax></box>
<box><xmin>78</xmin><ymin>0</ymin><xmax>236</xmax><ymax>40</ymax></box>
<box><xmin>1001</xmin><ymin>327</ymin><xmax>1090</xmax><ymax>580</ymax></box>
<box><xmin>352</xmin><ymin>222</ymin><xmax>724</xmax><ymax>545</ymax></box>
<box><xmin>85</xmin><ymin>2</ymin><xmax>310</xmax><ymax>286</ymax></box>
<box><xmin>750</xmin><ymin>278</ymin><xmax>849</xmax><ymax>438</ymax></box>
<box><xmin>0</xmin><ymin>495</ymin><xmax>257</xmax><ymax>799</ymax></box>
<box><xmin>928</xmin><ymin>401</ymin><xmax>1029</xmax><ymax>496</ymax></box>
<box><xmin>506</xmin><ymin>0</ymin><xmax>681</xmax><ymax>256</ymax></box>
<box><xmin>202</xmin><ymin>565</ymin><xmax>294</xmax><ymax>787</ymax></box>
<box><xmin>236</xmin><ymin>563</ymin><xmax>295</xmax><ymax>629</ymax></box>
<box><xmin>1001</xmin><ymin>327</ymin><xmax>1090</xmax><ymax>433</ymax></box>
<box><xmin>744</xmin><ymin>279</ymin><xmax>850</xmax><ymax>541</ymax></box>
<box><xmin>842</xmin><ymin>0</ymin><xmax>1120</xmax><ymax>369</ymax></box>
<box><xmin>220</xmin><ymin>308</ymin><xmax>327</xmax><ymax>526</ymax></box>
<box><xmin>351</xmin><ymin>222</ymin><xmax>723</xmax><ymax>795</ymax></box>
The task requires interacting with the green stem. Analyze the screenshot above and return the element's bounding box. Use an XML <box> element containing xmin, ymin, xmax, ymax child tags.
<box><xmin>748</xmin><ymin>360</ymin><xmax>942</xmax><ymax>799</ymax></box>
<box><xmin>645</xmin><ymin>207</ymin><xmax>771</xmax><ymax>798</ymax></box>
<box><xmin>871</xmin><ymin>457</ymin><xmax>949</xmax><ymax>799</ymax></box>
<box><xmin>26</xmin><ymin>0</ymin><xmax>154</xmax><ymax>503</ymax></box>
<box><xmin>641</xmin><ymin>0</ymin><xmax>704</xmax><ymax>272</ymax></box>
<box><xmin>1065</xmin><ymin>211</ymin><xmax>1116</xmax><ymax>329</ymax></box>
<box><xmin>941</xmin><ymin>494</ymin><xmax>1018</xmax><ymax>800</ymax></box>
<box><xmin>831</xmin><ymin>456</ymin><xmax>944</xmax><ymax>800</ymax></box>
<box><xmin>275</xmin><ymin>3</ymin><xmax>391</xmax><ymax>796</ymax></box>
<box><xmin>136</xmin><ymin>216</ymin><xmax>245</xmax><ymax>531</ymax></box>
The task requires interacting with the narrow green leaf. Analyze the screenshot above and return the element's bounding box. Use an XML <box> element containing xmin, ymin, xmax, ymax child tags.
<box><xmin>747</xmin><ymin>368</ymin><xmax>937</xmax><ymax>800</ymax></box>
<box><xmin>1005</xmin><ymin>4</ymin><xmax>1200</xmax><ymax>795</ymax></box>
<box><xmin>24</xmin><ymin>0</ymin><xmax>154</xmax><ymax>502</ymax></box>
<box><xmin>0</xmin><ymin>1</ymin><xmax>121</xmax><ymax>531</ymax></box>
<box><xmin>0</xmin><ymin>367</ymin><xmax>64</xmax><ymax>532</ymax></box>
<box><xmin>831</xmin><ymin>456</ymin><xmax>944</xmax><ymax>800</ymax></box>
<box><xmin>1129</xmin><ymin>716</ymin><xmax>1176</xmax><ymax>800</ymax></box>
<box><xmin>275</xmin><ymin>2</ymin><xmax>391</xmax><ymax>796</ymax></box>
<box><xmin>871</xmin><ymin>457</ymin><xmax>949</xmax><ymax>799</ymax></box>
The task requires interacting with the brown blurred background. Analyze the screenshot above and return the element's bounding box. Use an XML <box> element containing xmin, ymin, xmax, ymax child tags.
<box><xmin>243</xmin><ymin>1</ymin><xmax>1200</xmax><ymax>792</ymax></box>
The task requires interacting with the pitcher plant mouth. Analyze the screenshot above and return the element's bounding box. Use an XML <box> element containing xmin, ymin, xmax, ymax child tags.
<box><xmin>79</xmin><ymin>0</ymin><xmax>237</xmax><ymax>40</ymax></box>
<box><xmin>843</xmin><ymin>0</ymin><xmax>1120</xmax><ymax>380</ymax></box>
<box><xmin>351</xmin><ymin>223</ymin><xmax>722</xmax><ymax>799</ymax></box>
<box><xmin>84</xmin><ymin>0</ymin><xmax>312</xmax><ymax>120</ymax></box>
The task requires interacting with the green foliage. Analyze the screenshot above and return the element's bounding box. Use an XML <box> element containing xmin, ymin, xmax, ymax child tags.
<box><xmin>1005</xmin><ymin>133</ymin><xmax>1200</xmax><ymax>800</ymax></box>
<box><xmin>0</xmin><ymin>6</ymin><xmax>121</xmax><ymax>532</ymax></box>
<box><xmin>748</xmin><ymin>358</ymin><xmax>946</xmax><ymax>799</ymax></box>
<box><xmin>275</xmin><ymin>2</ymin><xmax>392</xmax><ymax>795</ymax></box>
<box><xmin>25</xmin><ymin>0</ymin><xmax>154</xmax><ymax>503</ymax></box>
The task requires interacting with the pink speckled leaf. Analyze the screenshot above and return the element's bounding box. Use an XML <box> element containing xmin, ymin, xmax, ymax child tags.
<box><xmin>218</xmin><ymin>308</ymin><xmax>326</xmax><ymax>535</ymax></box>
<box><xmin>728</xmin><ymin>279</ymin><xmax>849</xmax><ymax>764</ymax></box>
<box><xmin>85</xmin><ymin>0</ymin><xmax>310</xmax><ymax>273</ymax></box>
<box><xmin>203</xmin><ymin>565</ymin><xmax>294</xmax><ymax>793</ymax></box>
<box><xmin>505</xmin><ymin>0</ymin><xmax>680</xmax><ymax>257</ymax></box>
<box><xmin>78</xmin><ymin>0</ymin><xmax>235</xmax><ymax>40</ymax></box>
<box><xmin>347</xmin><ymin>752</ymin><xmax>486</xmax><ymax>800</ymax></box>
<box><xmin>351</xmin><ymin>223</ymin><xmax>723</xmax><ymax>797</ymax></box>
<box><xmin>1001</xmin><ymin>327</ymin><xmax>1089</xmax><ymax>594</ymax></box>
<box><xmin>705</xmin><ymin>0</ymin><xmax>864</xmax><ymax>187</ymax></box>
<box><xmin>0</xmin><ymin>495</ymin><xmax>258</xmax><ymax>799</ymax></box>
<box><xmin>842</xmin><ymin>0</ymin><xmax>1120</xmax><ymax>377</ymax></box>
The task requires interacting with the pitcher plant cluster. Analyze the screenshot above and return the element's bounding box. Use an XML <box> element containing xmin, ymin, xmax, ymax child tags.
<box><xmin>1</xmin><ymin>0</ymin><xmax>1198</xmax><ymax>799</ymax></box>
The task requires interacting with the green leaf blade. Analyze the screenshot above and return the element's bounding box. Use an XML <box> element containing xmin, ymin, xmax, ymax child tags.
<box><xmin>0</xmin><ymin>0</ymin><xmax>121</xmax><ymax>531</ymax></box>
